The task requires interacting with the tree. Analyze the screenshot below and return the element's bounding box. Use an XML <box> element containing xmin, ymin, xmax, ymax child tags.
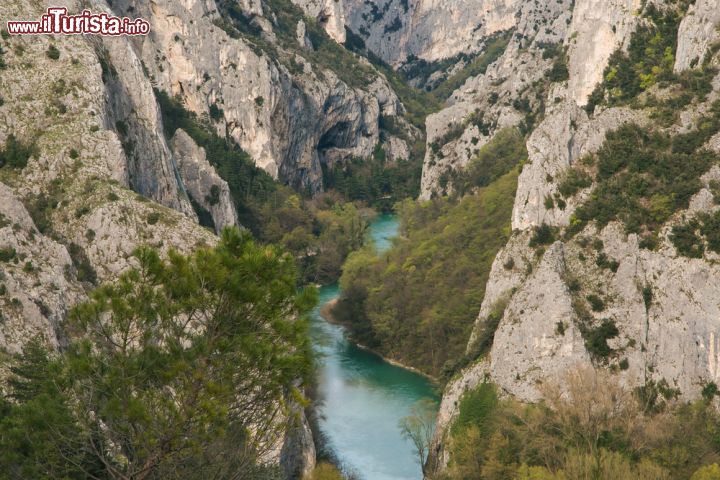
<box><xmin>0</xmin><ymin>340</ymin><xmax>104</xmax><ymax>480</ymax></box>
<box><xmin>1</xmin><ymin>228</ymin><xmax>316</xmax><ymax>480</ymax></box>
<box><xmin>399</xmin><ymin>398</ymin><xmax>438</xmax><ymax>475</ymax></box>
<box><xmin>541</xmin><ymin>368</ymin><xmax>640</xmax><ymax>473</ymax></box>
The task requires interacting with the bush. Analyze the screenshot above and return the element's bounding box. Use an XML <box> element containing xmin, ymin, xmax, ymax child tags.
<box><xmin>672</xmin><ymin>208</ymin><xmax>720</xmax><ymax>258</ymax></box>
<box><xmin>583</xmin><ymin>319</ymin><xmax>619</xmax><ymax>359</ymax></box>
<box><xmin>67</xmin><ymin>242</ymin><xmax>97</xmax><ymax>284</ymax></box>
<box><xmin>672</xmin><ymin>220</ymin><xmax>704</xmax><ymax>258</ymax></box>
<box><xmin>642</xmin><ymin>285</ymin><xmax>653</xmax><ymax>311</ymax></box>
<box><xmin>452</xmin><ymin>382</ymin><xmax>498</xmax><ymax>437</ymax></box>
<box><xmin>692</xmin><ymin>464</ymin><xmax>720</xmax><ymax>480</ymax></box>
<box><xmin>596</xmin><ymin>252</ymin><xmax>620</xmax><ymax>272</ymax></box>
<box><xmin>305</xmin><ymin>463</ymin><xmax>345</xmax><ymax>480</ymax></box>
<box><xmin>586</xmin><ymin>294</ymin><xmax>605</xmax><ymax>312</ymax></box>
<box><xmin>208</xmin><ymin>103</ymin><xmax>224</xmax><ymax>121</ymax></box>
<box><xmin>701</xmin><ymin>382</ymin><xmax>719</xmax><ymax>401</ymax></box>
<box><xmin>46</xmin><ymin>45</ymin><xmax>60</xmax><ymax>60</ymax></box>
<box><xmin>529</xmin><ymin>223</ymin><xmax>555</xmax><ymax>247</ymax></box>
<box><xmin>0</xmin><ymin>134</ymin><xmax>37</xmax><ymax>169</ymax></box>
<box><xmin>555</xmin><ymin>321</ymin><xmax>566</xmax><ymax>336</ymax></box>
<box><xmin>558</xmin><ymin>169</ymin><xmax>592</xmax><ymax>198</ymax></box>
<box><xmin>547</xmin><ymin>55</ymin><xmax>569</xmax><ymax>83</ymax></box>
<box><xmin>146</xmin><ymin>211</ymin><xmax>161</xmax><ymax>225</ymax></box>
<box><xmin>0</xmin><ymin>247</ymin><xmax>17</xmax><ymax>262</ymax></box>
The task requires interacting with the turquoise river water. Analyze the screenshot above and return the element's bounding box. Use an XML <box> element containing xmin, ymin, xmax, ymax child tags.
<box><xmin>309</xmin><ymin>213</ymin><xmax>439</xmax><ymax>479</ymax></box>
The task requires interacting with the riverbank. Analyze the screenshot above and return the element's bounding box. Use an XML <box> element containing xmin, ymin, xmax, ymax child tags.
<box><xmin>320</xmin><ymin>298</ymin><xmax>438</xmax><ymax>382</ymax></box>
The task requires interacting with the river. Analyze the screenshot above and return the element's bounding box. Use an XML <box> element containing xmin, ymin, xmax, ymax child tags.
<box><xmin>310</xmin><ymin>213</ymin><xmax>439</xmax><ymax>480</ymax></box>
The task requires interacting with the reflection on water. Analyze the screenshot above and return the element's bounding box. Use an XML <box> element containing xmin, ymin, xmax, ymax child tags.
<box><xmin>310</xmin><ymin>214</ymin><xmax>438</xmax><ymax>480</ymax></box>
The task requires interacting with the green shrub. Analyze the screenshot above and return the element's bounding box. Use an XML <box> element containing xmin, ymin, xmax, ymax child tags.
<box><xmin>0</xmin><ymin>135</ymin><xmax>37</xmax><ymax>169</ymax></box>
<box><xmin>583</xmin><ymin>319</ymin><xmax>619</xmax><ymax>360</ymax></box>
<box><xmin>643</xmin><ymin>285</ymin><xmax>653</xmax><ymax>311</ymax></box>
<box><xmin>555</xmin><ymin>321</ymin><xmax>566</xmax><ymax>336</ymax></box>
<box><xmin>67</xmin><ymin>242</ymin><xmax>96</xmax><ymax>284</ymax></box>
<box><xmin>208</xmin><ymin>103</ymin><xmax>224</xmax><ymax>121</ymax></box>
<box><xmin>452</xmin><ymin>382</ymin><xmax>498</xmax><ymax>437</ymax></box>
<box><xmin>558</xmin><ymin>169</ymin><xmax>592</xmax><ymax>198</ymax></box>
<box><xmin>672</xmin><ymin>208</ymin><xmax>720</xmax><ymax>258</ymax></box>
<box><xmin>146</xmin><ymin>211</ymin><xmax>161</xmax><ymax>225</ymax></box>
<box><xmin>547</xmin><ymin>55</ymin><xmax>569</xmax><ymax>83</ymax></box>
<box><xmin>672</xmin><ymin>220</ymin><xmax>704</xmax><ymax>258</ymax></box>
<box><xmin>0</xmin><ymin>247</ymin><xmax>17</xmax><ymax>262</ymax></box>
<box><xmin>74</xmin><ymin>206</ymin><xmax>90</xmax><ymax>218</ymax></box>
<box><xmin>46</xmin><ymin>45</ymin><xmax>60</xmax><ymax>60</ymax></box>
<box><xmin>544</xmin><ymin>195</ymin><xmax>555</xmax><ymax>209</ymax></box>
<box><xmin>570</xmin><ymin>122</ymin><xmax>719</xmax><ymax>239</ymax></box>
<box><xmin>692</xmin><ymin>464</ymin><xmax>720</xmax><ymax>480</ymax></box>
<box><xmin>595</xmin><ymin>252</ymin><xmax>619</xmax><ymax>272</ymax></box>
<box><xmin>701</xmin><ymin>382</ymin><xmax>719</xmax><ymax>401</ymax></box>
<box><xmin>205</xmin><ymin>184</ymin><xmax>221</xmax><ymax>206</ymax></box>
<box><xmin>586</xmin><ymin>294</ymin><xmax>605</xmax><ymax>312</ymax></box>
<box><xmin>529</xmin><ymin>223</ymin><xmax>555</xmax><ymax>247</ymax></box>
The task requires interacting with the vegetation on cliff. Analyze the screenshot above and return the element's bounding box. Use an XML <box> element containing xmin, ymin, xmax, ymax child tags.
<box><xmin>564</xmin><ymin>118</ymin><xmax>720</xmax><ymax>242</ymax></box>
<box><xmin>587</xmin><ymin>0</ymin><xmax>715</xmax><ymax>113</ymax></box>
<box><xmin>435</xmin><ymin>371</ymin><xmax>720</xmax><ymax>480</ymax></box>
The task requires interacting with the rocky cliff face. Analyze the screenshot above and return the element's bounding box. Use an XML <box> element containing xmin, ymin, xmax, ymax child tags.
<box><xmin>171</xmin><ymin>129</ymin><xmax>239</xmax><ymax>233</ymax></box>
<box><xmin>675</xmin><ymin>0</ymin><xmax>720</xmax><ymax>72</ymax></box>
<box><xmin>418</xmin><ymin>0</ymin><xmax>648</xmax><ymax>199</ymax></box>
<box><xmin>343</xmin><ymin>0</ymin><xmax>519</xmax><ymax>66</ymax></box>
<box><xmin>109</xmin><ymin>0</ymin><xmax>406</xmax><ymax>194</ymax></box>
<box><xmin>418</xmin><ymin>0</ymin><xmax>574</xmax><ymax>199</ymax></box>
<box><xmin>428</xmin><ymin>1</ymin><xmax>720</xmax><ymax>474</ymax></box>
<box><xmin>292</xmin><ymin>0</ymin><xmax>347</xmax><ymax>43</ymax></box>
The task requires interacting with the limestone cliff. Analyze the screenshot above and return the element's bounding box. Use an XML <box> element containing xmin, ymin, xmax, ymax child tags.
<box><xmin>419</xmin><ymin>0</ymin><xmax>647</xmax><ymax>199</ymax></box>
<box><xmin>344</xmin><ymin>0</ymin><xmax>519</xmax><ymax>66</ymax></box>
<box><xmin>108</xmin><ymin>0</ymin><xmax>407</xmax><ymax>194</ymax></box>
<box><xmin>428</xmin><ymin>1</ymin><xmax>720</xmax><ymax>474</ymax></box>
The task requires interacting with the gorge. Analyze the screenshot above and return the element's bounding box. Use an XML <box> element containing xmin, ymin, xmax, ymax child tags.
<box><xmin>3</xmin><ymin>0</ymin><xmax>720</xmax><ymax>479</ymax></box>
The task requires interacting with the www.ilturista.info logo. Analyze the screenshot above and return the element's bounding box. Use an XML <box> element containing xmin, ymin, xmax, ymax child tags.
<box><xmin>6</xmin><ymin>7</ymin><xmax>150</xmax><ymax>36</ymax></box>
